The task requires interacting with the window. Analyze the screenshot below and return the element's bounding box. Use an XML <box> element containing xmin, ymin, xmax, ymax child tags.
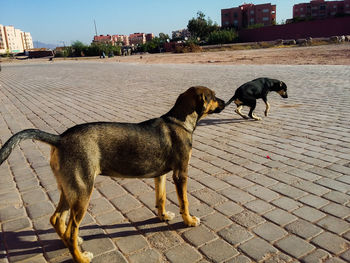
<box><xmin>250</xmin><ymin>10</ymin><xmax>254</xmax><ymax>14</ymax></box>
<box><xmin>262</xmin><ymin>17</ymin><xmax>269</xmax><ymax>21</ymax></box>
<box><xmin>234</xmin><ymin>12</ymin><xmax>238</xmax><ymax>18</ymax></box>
<box><xmin>250</xmin><ymin>18</ymin><xmax>255</xmax><ymax>23</ymax></box>
<box><xmin>320</xmin><ymin>5</ymin><xmax>326</xmax><ymax>10</ymax></box>
<box><xmin>263</xmin><ymin>8</ymin><xmax>269</xmax><ymax>13</ymax></box>
<box><xmin>234</xmin><ymin>20</ymin><xmax>239</xmax><ymax>25</ymax></box>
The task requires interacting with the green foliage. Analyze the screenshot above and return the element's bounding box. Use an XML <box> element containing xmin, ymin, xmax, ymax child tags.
<box><xmin>187</xmin><ymin>11</ymin><xmax>237</xmax><ymax>45</ymax></box>
<box><xmin>138</xmin><ymin>33</ymin><xmax>170</xmax><ymax>53</ymax></box>
<box><xmin>187</xmin><ymin>11</ymin><xmax>219</xmax><ymax>41</ymax></box>
<box><xmin>87</xmin><ymin>42</ymin><xmax>121</xmax><ymax>56</ymax></box>
<box><xmin>71</xmin><ymin>41</ymin><xmax>88</xmax><ymax>56</ymax></box>
<box><xmin>207</xmin><ymin>29</ymin><xmax>237</xmax><ymax>45</ymax></box>
<box><xmin>55</xmin><ymin>41</ymin><xmax>121</xmax><ymax>57</ymax></box>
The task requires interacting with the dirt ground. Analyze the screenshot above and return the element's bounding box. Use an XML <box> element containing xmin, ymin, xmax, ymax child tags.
<box><xmin>1</xmin><ymin>43</ymin><xmax>349</xmax><ymax>65</ymax></box>
<box><xmin>115</xmin><ymin>43</ymin><xmax>350</xmax><ymax>65</ymax></box>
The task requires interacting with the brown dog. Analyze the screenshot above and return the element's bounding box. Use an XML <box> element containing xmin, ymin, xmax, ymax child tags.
<box><xmin>0</xmin><ymin>86</ymin><xmax>225</xmax><ymax>263</ymax></box>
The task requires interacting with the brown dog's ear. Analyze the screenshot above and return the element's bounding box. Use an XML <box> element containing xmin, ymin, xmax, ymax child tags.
<box><xmin>195</xmin><ymin>93</ymin><xmax>206</xmax><ymax>116</ymax></box>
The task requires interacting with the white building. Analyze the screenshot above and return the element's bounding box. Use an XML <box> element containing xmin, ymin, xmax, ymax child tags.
<box><xmin>23</xmin><ymin>32</ymin><xmax>34</xmax><ymax>49</ymax></box>
<box><xmin>0</xmin><ymin>24</ymin><xmax>7</xmax><ymax>54</ymax></box>
<box><xmin>0</xmin><ymin>24</ymin><xmax>34</xmax><ymax>54</ymax></box>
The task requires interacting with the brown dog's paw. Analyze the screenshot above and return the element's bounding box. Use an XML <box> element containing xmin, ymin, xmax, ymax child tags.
<box><xmin>184</xmin><ymin>216</ymin><xmax>200</xmax><ymax>227</ymax></box>
<box><xmin>159</xmin><ymin>211</ymin><xmax>175</xmax><ymax>221</ymax></box>
<box><xmin>78</xmin><ymin>236</ymin><xmax>84</xmax><ymax>245</ymax></box>
<box><xmin>81</xmin><ymin>251</ymin><xmax>93</xmax><ymax>263</ymax></box>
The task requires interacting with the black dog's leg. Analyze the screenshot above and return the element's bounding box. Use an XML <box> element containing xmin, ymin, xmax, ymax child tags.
<box><xmin>248</xmin><ymin>100</ymin><xmax>261</xmax><ymax>120</ymax></box>
<box><xmin>235</xmin><ymin>105</ymin><xmax>249</xmax><ymax>119</ymax></box>
<box><xmin>262</xmin><ymin>97</ymin><xmax>270</xmax><ymax>117</ymax></box>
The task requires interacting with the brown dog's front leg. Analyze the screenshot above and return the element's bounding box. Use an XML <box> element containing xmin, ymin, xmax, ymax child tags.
<box><xmin>154</xmin><ymin>175</ymin><xmax>175</xmax><ymax>221</ymax></box>
<box><xmin>173</xmin><ymin>170</ymin><xmax>200</xmax><ymax>227</ymax></box>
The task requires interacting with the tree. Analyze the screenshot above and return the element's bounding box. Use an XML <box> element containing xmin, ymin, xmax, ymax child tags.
<box><xmin>187</xmin><ymin>11</ymin><xmax>219</xmax><ymax>41</ymax></box>
<box><xmin>71</xmin><ymin>41</ymin><xmax>88</xmax><ymax>56</ymax></box>
<box><xmin>158</xmin><ymin>33</ymin><xmax>170</xmax><ymax>42</ymax></box>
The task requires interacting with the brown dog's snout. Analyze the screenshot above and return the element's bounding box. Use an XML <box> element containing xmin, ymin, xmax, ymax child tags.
<box><xmin>213</xmin><ymin>98</ymin><xmax>225</xmax><ymax>113</ymax></box>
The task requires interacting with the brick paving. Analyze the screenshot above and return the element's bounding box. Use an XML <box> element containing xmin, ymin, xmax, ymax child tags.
<box><xmin>0</xmin><ymin>61</ymin><xmax>349</xmax><ymax>263</ymax></box>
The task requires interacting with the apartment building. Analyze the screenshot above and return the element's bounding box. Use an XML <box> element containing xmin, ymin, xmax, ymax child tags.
<box><xmin>0</xmin><ymin>25</ymin><xmax>6</xmax><ymax>53</ymax></box>
<box><xmin>0</xmin><ymin>24</ymin><xmax>34</xmax><ymax>54</ymax></box>
<box><xmin>23</xmin><ymin>32</ymin><xmax>34</xmax><ymax>49</ymax></box>
<box><xmin>145</xmin><ymin>33</ymin><xmax>154</xmax><ymax>42</ymax></box>
<box><xmin>221</xmin><ymin>3</ymin><xmax>276</xmax><ymax>29</ymax></box>
<box><xmin>129</xmin><ymin>33</ymin><xmax>146</xmax><ymax>45</ymax></box>
<box><xmin>293</xmin><ymin>0</ymin><xmax>350</xmax><ymax>19</ymax></box>
<box><xmin>172</xmin><ymin>29</ymin><xmax>191</xmax><ymax>40</ymax></box>
<box><xmin>112</xmin><ymin>34</ymin><xmax>129</xmax><ymax>46</ymax></box>
<box><xmin>94</xmin><ymin>33</ymin><xmax>153</xmax><ymax>46</ymax></box>
<box><xmin>93</xmin><ymin>34</ymin><xmax>113</xmax><ymax>44</ymax></box>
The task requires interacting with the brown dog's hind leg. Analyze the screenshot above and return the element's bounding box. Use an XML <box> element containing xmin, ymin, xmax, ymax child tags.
<box><xmin>63</xmin><ymin>194</ymin><xmax>94</xmax><ymax>263</ymax></box>
<box><xmin>59</xmin><ymin>170</ymin><xmax>95</xmax><ymax>263</ymax></box>
<box><xmin>50</xmin><ymin>191</ymin><xmax>70</xmax><ymax>241</ymax></box>
<box><xmin>155</xmin><ymin>175</ymin><xmax>175</xmax><ymax>221</ymax></box>
<box><xmin>173</xmin><ymin>170</ymin><xmax>200</xmax><ymax>227</ymax></box>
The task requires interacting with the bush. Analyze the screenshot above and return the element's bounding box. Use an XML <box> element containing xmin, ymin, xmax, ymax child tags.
<box><xmin>174</xmin><ymin>42</ymin><xmax>202</xmax><ymax>53</ymax></box>
<box><xmin>71</xmin><ymin>41</ymin><xmax>88</xmax><ymax>56</ymax></box>
<box><xmin>207</xmin><ymin>29</ymin><xmax>237</xmax><ymax>45</ymax></box>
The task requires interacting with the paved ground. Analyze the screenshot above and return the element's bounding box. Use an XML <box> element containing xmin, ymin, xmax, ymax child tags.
<box><xmin>0</xmin><ymin>61</ymin><xmax>349</xmax><ymax>263</ymax></box>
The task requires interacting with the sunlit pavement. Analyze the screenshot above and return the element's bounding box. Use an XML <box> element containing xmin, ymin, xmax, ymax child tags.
<box><xmin>0</xmin><ymin>61</ymin><xmax>349</xmax><ymax>262</ymax></box>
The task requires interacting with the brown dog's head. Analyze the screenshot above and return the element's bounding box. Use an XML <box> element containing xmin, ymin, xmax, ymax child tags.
<box><xmin>192</xmin><ymin>86</ymin><xmax>226</xmax><ymax>117</ymax></box>
<box><xmin>167</xmin><ymin>86</ymin><xmax>225</xmax><ymax>123</ymax></box>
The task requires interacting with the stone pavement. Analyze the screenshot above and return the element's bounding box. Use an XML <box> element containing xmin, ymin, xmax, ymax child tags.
<box><xmin>0</xmin><ymin>61</ymin><xmax>349</xmax><ymax>263</ymax></box>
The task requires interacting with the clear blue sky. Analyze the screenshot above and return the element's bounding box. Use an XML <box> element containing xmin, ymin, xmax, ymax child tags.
<box><xmin>1</xmin><ymin>0</ymin><xmax>299</xmax><ymax>45</ymax></box>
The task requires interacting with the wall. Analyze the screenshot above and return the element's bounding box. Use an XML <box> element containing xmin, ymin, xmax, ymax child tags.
<box><xmin>239</xmin><ymin>16</ymin><xmax>350</xmax><ymax>42</ymax></box>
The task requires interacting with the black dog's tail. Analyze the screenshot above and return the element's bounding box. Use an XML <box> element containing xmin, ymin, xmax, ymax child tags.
<box><xmin>0</xmin><ymin>129</ymin><xmax>60</xmax><ymax>165</ymax></box>
<box><xmin>225</xmin><ymin>94</ymin><xmax>237</xmax><ymax>107</ymax></box>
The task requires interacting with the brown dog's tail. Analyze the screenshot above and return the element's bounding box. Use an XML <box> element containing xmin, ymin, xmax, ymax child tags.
<box><xmin>0</xmin><ymin>129</ymin><xmax>60</xmax><ymax>165</ymax></box>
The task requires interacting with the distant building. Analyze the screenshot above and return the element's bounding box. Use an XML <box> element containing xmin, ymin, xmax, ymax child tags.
<box><xmin>23</xmin><ymin>32</ymin><xmax>34</xmax><ymax>49</ymax></box>
<box><xmin>172</xmin><ymin>29</ymin><xmax>191</xmax><ymax>40</ymax></box>
<box><xmin>129</xmin><ymin>33</ymin><xmax>147</xmax><ymax>45</ymax></box>
<box><xmin>112</xmin><ymin>34</ymin><xmax>129</xmax><ymax>46</ymax></box>
<box><xmin>93</xmin><ymin>34</ymin><xmax>113</xmax><ymax>45</ymax></box>
<box><xmin>0</xmin><ymin>25</ymin><xmax>34</xmax><ymax>54</ymax></box>
<box><xmin>93</xmin><ymin>32</ymin><xmax>154</xmax><ymax>46</ymax></box>
<box><xmin>221</xmin><ymin>3</ymin><xmax>276</xmax><ymax>30</ymax></box>
<box><xmin>293</xmin><ymin>0</ymin><xmax>350</xmax><ymax>19</ymax></box>
<box><xmin>146</xmin><ymin>33</ymin><xmax>154</xmax><ymax>42</ymax></box>
<box><xmin>0</xmin><ymin>25</ymin><xmax>6</xmax><ymax>53</ymax></box>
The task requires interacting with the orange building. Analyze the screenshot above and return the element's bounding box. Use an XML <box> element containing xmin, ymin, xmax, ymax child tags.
<box><xmin>293</xmin><ymin>0</ymin><xmax>350</xmax><ymax>19</ymax></box>
<box><xmin>221</xmin><ymin>3</ymin><xmax>276</xmax><ymax>29</ymax></box>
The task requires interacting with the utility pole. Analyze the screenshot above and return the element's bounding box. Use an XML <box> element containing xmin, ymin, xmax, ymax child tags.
<box><xmin>94</xmin><ymin>19</ymin><xmax>98</xmax><ymax>36</ymax></box>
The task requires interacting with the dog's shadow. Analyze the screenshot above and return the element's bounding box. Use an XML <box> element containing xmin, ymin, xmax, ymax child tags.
<box><xmin>198</xmin><ymin>118</ymin><xmax>253</xmax><ymax>126</ymax></box>
<box><xmin>0</xmin><ymin>218</ymin><xmax>185</xmax><ymax>260</ymax></box>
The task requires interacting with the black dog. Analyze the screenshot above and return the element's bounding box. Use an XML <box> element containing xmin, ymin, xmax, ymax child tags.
<box><xmin>225</xmin><ymin>77</ymin><xmax>288</xmax><ymax>120</ymax></box>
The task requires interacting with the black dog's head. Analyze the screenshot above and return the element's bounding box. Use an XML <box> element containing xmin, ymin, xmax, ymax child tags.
<box><xmin>273</xmin><ymin>81</ymin><xmax>288</xmax><ymax>98</ymax></box>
